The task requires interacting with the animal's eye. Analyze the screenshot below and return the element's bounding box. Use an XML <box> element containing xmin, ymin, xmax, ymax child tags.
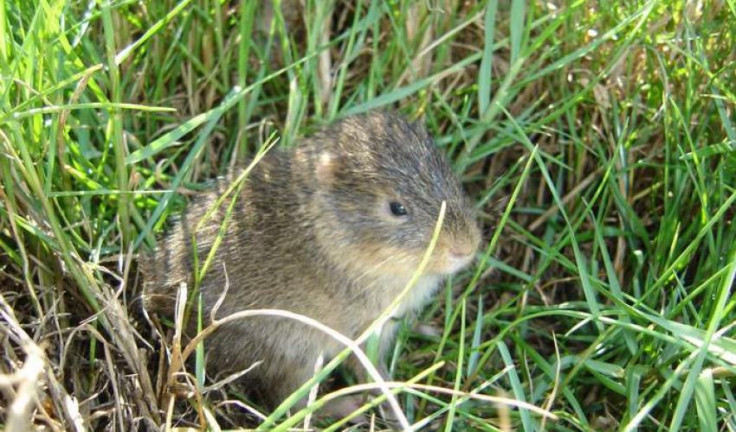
<box><xmin>389</xmin><ymin>201</ymin><xmax>408</xmax><ymax>217</ymax></box>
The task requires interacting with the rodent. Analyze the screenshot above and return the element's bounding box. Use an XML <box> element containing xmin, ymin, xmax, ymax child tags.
<box><xmin>141</xmin><ymin>111</ymin><xmax>481</xmax><ymax>418</ymax></box>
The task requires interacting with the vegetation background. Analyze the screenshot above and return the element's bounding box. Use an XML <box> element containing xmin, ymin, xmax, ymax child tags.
<box><xmin>1</xmin><ymin>0</ymin><xmax>735</xmax><ymax>430</ymax></box>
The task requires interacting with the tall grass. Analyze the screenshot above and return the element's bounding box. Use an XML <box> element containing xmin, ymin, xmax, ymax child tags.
<box><xmin>1</xmin><ymin>1</ymin><xmax>735</xmax><ymax>430</ymax></box>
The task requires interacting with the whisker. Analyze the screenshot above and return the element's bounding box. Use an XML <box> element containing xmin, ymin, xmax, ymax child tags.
<box><xmin>353</xmin><ymin>254</ymin><xmax>395</xmax><ymax>283</ymax></box>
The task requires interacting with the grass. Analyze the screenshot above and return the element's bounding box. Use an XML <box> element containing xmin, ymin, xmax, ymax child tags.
<box><xmin>1</xmin><ymin>0</ymin><xmax>735</xmax><ymax>430</ymax></box>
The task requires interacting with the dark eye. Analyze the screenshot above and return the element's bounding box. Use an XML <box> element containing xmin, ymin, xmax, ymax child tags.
<box><xmin>389</xmin><ymin>201</ymin><xmax>408</xmax><ymax>217</ymax></box>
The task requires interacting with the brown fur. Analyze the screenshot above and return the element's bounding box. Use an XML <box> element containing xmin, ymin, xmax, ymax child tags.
<box><xmin>141</xmin><ymin>112</ymin><xmax>481</xmax><ymax>409</ymax></box>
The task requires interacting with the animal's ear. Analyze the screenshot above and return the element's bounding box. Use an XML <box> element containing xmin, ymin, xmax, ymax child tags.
<box><xmin>315</xmin><ymin>150</ymin><xmax>335</xmax><ymax>184</ymax></box>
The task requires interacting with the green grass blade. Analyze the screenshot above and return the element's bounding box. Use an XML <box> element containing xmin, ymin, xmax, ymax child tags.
<box><xmin>478</xmin><ymin>0</ymin><xmax>497</xmax><ymax>115</ymax></box>
<box><xmin>694</xmin><ymin>369</ymin><xmax>717</xmax><ymax>432</ymax></box>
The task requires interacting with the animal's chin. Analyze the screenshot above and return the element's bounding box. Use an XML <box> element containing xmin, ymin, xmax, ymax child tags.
<box><xmin>339</xmin><ymin>244</ymin><xmax>475</xmax><ymax>278</ymax></box>
<box><xmin>369</xmin><ymin>253</ymin><xmax>475</xmax><ymax>277</ymax></box>
<box><xmin>434</xmin><ymin>254</ymin><xmax>475</xmax><ymax>275</ymax></box>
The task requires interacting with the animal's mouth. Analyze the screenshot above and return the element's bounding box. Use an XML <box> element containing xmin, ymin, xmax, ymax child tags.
<box><xmin>430</xmin><ymin>234</ymin><xmax>480</xmax><ymax>275</ymax></box>
<box><xmin>446</xmin><ymin>253</ymin><xmax>476</xmax><ymax>274</ymax></box>
<box><xmin>425</xmin><ymin>245</ymin><xmax>477</xmax><ymax>275</ymax></box>
<box><xmin>434</xmin><ymin>251</ymin><xmax>475</xmax><ymax>275</ymax></box>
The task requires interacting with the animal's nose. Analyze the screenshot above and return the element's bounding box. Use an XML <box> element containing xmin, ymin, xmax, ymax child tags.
<box><xmin>449</xmin><ymin>227</ymin><xmax>481</xmax><ymax>259</ymax></box>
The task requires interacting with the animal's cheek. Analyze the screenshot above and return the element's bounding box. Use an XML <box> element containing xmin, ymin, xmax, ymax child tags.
<box><xmin>379</xmin><ymin>227</ymin><xmax>426</xmax><ymax>249</ymax></box>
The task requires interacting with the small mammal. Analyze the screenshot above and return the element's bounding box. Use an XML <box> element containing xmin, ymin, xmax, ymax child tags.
<box><xmin>142</xmin><ymin>111</ymin><xmax>481</xmax><ymax>418</ymax></box>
